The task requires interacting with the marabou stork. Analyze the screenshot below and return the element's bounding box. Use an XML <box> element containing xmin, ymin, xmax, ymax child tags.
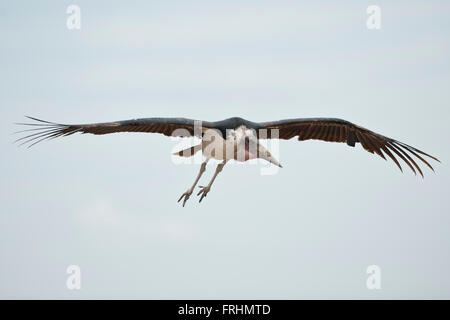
<box><xmin>15</xmin><ymin>116</ymin><xmax>440</xmax><ymax>206</ymax></box>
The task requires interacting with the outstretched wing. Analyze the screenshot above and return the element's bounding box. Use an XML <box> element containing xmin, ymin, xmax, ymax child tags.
<box><xmin>257</xmin><ymin>118</ymin><xmax>440</xmax><ymax>177</ymax></box>
<box><xmin>14</xmin><ymin>116</ymin><xmax>215</xmax><ymax>147</ymax></box>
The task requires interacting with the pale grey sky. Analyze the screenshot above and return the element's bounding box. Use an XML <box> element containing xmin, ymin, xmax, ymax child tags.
<box><xmin>1</xmin><ymin>0</ymin><xmax>449</xmax><ymax>299</ymax></box>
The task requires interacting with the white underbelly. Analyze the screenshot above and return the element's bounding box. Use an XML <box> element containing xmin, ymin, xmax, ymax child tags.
<box><xmin>202</xmin><ymin>137</ymin><xmax>236</xmax><ymax>161</ymax></box>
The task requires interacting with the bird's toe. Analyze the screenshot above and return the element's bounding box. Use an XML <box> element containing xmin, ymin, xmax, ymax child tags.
<box><xmin>197</xmin><ymin>186</ymin><xmax>210</xmax><ymax>202</ymax></box>
<box><xmin>178</xmin><ymin>190</ymin><xmax>192</xmax><ymax>207</ymax></box>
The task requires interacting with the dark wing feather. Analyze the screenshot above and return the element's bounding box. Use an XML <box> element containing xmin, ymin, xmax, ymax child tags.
<box><xmin>14</xmin><ymin>116</ymin><xmax>215</xmax><ymax>147</ymax></box>
<box><xmin>257</xmin><ymin>118</ymin><xmax>440</xmax><ymax>177</ymax></box>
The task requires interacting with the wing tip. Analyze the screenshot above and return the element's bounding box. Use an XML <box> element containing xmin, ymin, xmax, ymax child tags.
<box><xmin>14</xmin><ymin>116</ymin><xmax>72</xmax><ymax>147</ymax></box>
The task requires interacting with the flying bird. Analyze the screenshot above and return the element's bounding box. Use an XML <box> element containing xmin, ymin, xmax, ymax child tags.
<box><xmin>15</xmin><ymin>116</ymin><xmax>440</xmax><ymax>206</ymax></box>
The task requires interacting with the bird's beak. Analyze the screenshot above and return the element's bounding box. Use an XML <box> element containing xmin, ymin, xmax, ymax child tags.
<box><xmin>257</xmin><ymin>143</ymin><xmax>282</xmax><ymax>168</ymax></box>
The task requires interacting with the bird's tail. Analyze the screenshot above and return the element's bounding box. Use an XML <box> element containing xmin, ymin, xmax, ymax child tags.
<box><xmin>173</xmin><ymin>144</ymin><xmax>202</xmax><ymax>157</ymax></box>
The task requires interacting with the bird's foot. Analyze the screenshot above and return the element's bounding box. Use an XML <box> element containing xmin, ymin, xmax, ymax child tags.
<box><xmin>197</xmin><ymin>185</ymin><xmax>211</xmax><ymax>203</ymax></box>
<box><xmin>177</xmin><ymin>189</ymin><xmax>193</xmax><ymax>207</ymax></box>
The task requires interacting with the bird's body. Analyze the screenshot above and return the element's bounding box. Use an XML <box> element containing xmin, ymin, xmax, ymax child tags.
<box><xmin>193</xmin><ymin>124</ymin><xmax>281</xmax><ymax>165</ymax></box>
<box><xmin>15</xmin><ymin>116</ymin><xmax>440</xmax><ymax>206</ymax></box>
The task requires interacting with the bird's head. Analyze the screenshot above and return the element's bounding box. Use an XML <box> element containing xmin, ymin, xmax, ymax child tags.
<box><xmin>232</xmin><ymin>125</ymin><xmax>282</xmax><ymax>168</ymax></box>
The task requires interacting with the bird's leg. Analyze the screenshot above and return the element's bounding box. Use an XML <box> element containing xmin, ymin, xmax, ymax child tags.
<box><xmin>178</xmin><ymin>160</ymin><xmax>208</xmax><ymax>207</ymax></box>
<box><xmin>197</xmin><ymin>160</ymin><xmax>227</xmax><ymax>203</ymax></box>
